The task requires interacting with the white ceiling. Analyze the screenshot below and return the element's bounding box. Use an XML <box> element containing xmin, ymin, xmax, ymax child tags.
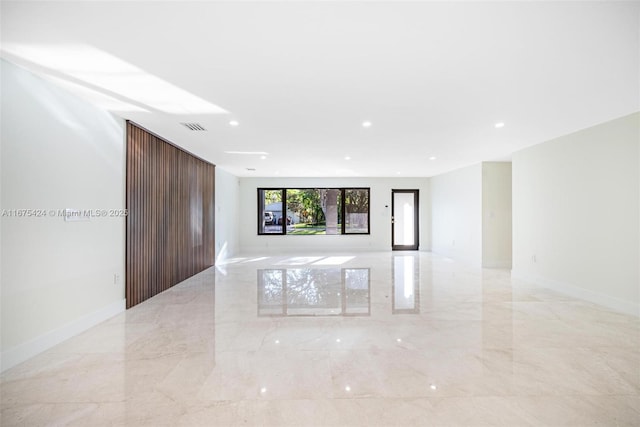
<box><xmin>2</xmin><ymin>1</ymin><xmax>638</xmax><ymax>177</ymax></box>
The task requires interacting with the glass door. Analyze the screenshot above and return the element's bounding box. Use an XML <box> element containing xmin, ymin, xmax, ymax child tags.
<box><xmin>391</xmin><ymin>189</ymin><xmax>419</xmax><ymax>250</ymax></box>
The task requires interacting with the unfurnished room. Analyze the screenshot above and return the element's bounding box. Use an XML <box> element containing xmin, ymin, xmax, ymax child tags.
<box><xmin>1</xmin><ymin>1</ymin><xmax>639</xmax><ymax>426</ymax></box>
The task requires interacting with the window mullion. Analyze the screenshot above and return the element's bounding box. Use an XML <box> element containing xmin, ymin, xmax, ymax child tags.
<box><xmin>282</xmin><ymin>188</ymin><xmax>287</xmax><ymax>235</ymax></box>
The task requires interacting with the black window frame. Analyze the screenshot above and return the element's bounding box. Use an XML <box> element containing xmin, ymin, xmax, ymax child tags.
<box><xmin>257</xmin><ymin>187</ymin><xmax>370</xmax><ymax>235</ymax></box>
<box><xmin>257</xmin><ymin>188</ymin><xmax>286</xmax><ymax>235</ymax></box>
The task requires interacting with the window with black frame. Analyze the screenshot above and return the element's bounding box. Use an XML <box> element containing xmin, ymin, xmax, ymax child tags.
<box><xmin>344</xmin><ymin>188</ymin><xmax>369</xmax><ymax>234</ymax></box>
<box><xmin>257</xmin><ymin>188</ymin><xmax>370</xmax><ymax>235</ymax></box>
<box><xmin>258</xmin><ymin>189</ymin><xmax>284</xmax><ymax>234</ymax></box>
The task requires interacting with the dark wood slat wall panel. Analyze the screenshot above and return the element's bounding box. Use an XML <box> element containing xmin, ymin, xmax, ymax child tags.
<box><xmin>126</xmin><ymin>122</ymin><xmax>215</xmax><ymax>309</ymax></box>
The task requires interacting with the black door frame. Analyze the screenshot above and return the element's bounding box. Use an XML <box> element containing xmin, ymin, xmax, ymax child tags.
<box><xmin>391</xmin><ymin>189</ymin><xmax>419</xmax><ymax>250</ymax></box>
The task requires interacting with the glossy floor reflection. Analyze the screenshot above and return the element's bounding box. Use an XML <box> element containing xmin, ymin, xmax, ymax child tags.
<box><xmin>1</xmin><ymin>252</ymin><xmax>639</xmax><ymax>426</ymax></box>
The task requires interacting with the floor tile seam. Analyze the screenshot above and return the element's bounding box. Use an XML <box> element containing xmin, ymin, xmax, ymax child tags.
<box><xmin>0</xmin><ymin>398</ymin><xmax>128</xmax><ymax>406</ymax></box>
<box><xmin>510</xmin><ymin>344</ymin><xmax>638</xmax><ymax>350</ymax></box>
<box><xmin>213</xmin><ymin>349</ymin><xmax>332</xmax><ymax>356</ymax></box>
<box><xmin>181</xmin><ymin>393</ymin><xmax>640</xmax><ymax>404</ymax></box>
<box><xmin>117</xmin><ymin>351</ymin><xmax>199</xmax><ymax>361</ymax></box>
<box><xmin>501</xmin><ymin>391</ymin><xmax>640</xmax><ymax>398</ymax></box>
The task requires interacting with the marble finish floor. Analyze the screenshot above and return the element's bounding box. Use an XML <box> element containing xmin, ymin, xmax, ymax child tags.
<box><xmin>1</xmin><ymin>251</ymin><xmax>639</xmax><ymax>426</ymax></box>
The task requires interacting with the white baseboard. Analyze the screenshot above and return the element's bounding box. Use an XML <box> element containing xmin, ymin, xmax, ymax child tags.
<box><xmin>1</xmin><ymin>298</ymin><xmax>126</xmax><ymax>373</ymax></box>
<box><xmin>511</xmin><ymin>270</ymin><xmax>640</xmax><ymax>317</ymax></box>
<box><xmin>483</xmin><ymin>261</ymin><xmax>512</xmax><ymax>269</ymax></box>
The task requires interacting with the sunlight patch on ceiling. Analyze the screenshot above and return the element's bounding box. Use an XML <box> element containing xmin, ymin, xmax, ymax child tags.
<box><xmin>1</xmin><ymin>43</ymin><xmax>228</xmax><ymax>115</ymax></box>
<box><xmin>42</xmin><ymin>74</ymin><xmax>148</xmax><ymax>112</ymax></box>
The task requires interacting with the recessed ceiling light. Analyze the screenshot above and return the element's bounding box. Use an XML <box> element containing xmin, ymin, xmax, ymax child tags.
<box><xmin>429</xmin><ymin>156</ymin><xmax>437</xmax><ymax>160</ymax></box>
<box><xmin>344</xmin><ymin>156</ymin><xmax>351</xmax><ymax>160</ymax></box>
<box><xmin>430</xmin><ymin>384</ymin><xmax>437</xmax><ymax>390</ymax></box>
<box><xmin>396</xmin><ymin>171</ymin><xmax>401</xmax><ymax>175</ymax></box>
<box><xmin>345</xmin><ymin>385</ymin><xmax>351</xmax><ymax>392</ymax></box>
<box><xmin>260</xmin><ymin>155</ymin><xmax>267</xmax><ymax>160</ymax></box>
<box><xmin>494</xmin><ymin>122</ymin><xmax>505</xmax><ymax>128</ymax></box>
<box><xmin>362</xmin><ymin>121</ymin><xmax>372</xmax><ymax>128</ymax></box>
<box><xmin>229</xmin><ymin>120</ymin><xmax>239</xmax><ymax>127</ymax></box>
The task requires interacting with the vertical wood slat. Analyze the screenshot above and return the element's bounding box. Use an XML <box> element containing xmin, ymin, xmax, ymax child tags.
<box><xmin>126</xmin><ymin>122</ymin><xmax>215</xmax><ymax>309</ymax></box>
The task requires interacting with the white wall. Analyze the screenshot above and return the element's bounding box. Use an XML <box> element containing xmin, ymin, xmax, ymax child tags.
<box><xmin>1</xmin><ymin>60</ymin><xmax>126</xmax><ymax>371</ymax></box>
<box><xmin>512</xmin><ymin>112</ymin><xmax>639</xmax><ymax>315</ymax></box>
<box><xmin>239</xmin><ymin>177</ymin><xmax>430</xmax><ymax>253</ymax></box>
<box><xmin>482</xmin><ymin>162</ymin><xmax>512</xmax><ymax>268</ymax></box>
<box><xmin>215</xmin><ymin>168</ymin><xmax>240</xmax><ymax>262</ymax></box>
<box><xmin>431</xmin><ymin>164</ymin><xmax>482</xmax><ymax>267</ymax></box>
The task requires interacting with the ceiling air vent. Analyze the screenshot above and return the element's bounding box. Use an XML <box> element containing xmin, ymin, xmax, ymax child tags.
<box><xmin>181</xmin><ymin>122</ymin><xmax>207</xmax><ymax>131</ymax></box>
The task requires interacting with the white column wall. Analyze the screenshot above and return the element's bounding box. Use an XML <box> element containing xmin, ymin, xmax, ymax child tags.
<box><xmin>215</xmin><ymin>168</ymin><xmax>241</xmax><ymax>263</ymax></box>
<box><xmin>482</xmin><ymin>162</ymin><xmax>512</xmax><ymax>269</ymax></box>
<box><xmin>430</xmin><ymin>164</ymin><xmax>483</xmax><ymax>268</ymax></box>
